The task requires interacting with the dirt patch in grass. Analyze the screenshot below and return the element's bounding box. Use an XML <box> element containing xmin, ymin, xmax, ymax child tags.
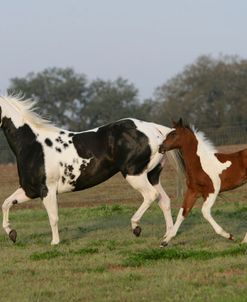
<box><xmin>214</xmin><ymin>269</ymin><xmax>244</xmax><ymax>278</ymax></box>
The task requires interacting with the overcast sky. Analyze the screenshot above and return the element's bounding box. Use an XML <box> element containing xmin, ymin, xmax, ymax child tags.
<box><xmin>1</xmin><ymin>0</ymin><xmax>246</xmax><ymax>99</ymax></box>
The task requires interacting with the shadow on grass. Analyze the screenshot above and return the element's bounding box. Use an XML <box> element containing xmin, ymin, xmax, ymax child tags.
<box><xmin>30</xmin><ymin>246</ymin><xmax>99</xmax><ymax>261</ymax></box>
<box><xmin>59</xmin><ymin>214</ymin><xmax>130</xmax><ymax>242</ymax></box>
<box><xmin>123</xmin><ymin>245</ymin><xmax>247</xmax><ymax>267</ymax></box>
<box><xmin>215</xmin><ymin>206</ymin><xmax>247</xmax><ymax>219</ymax></box>
<box><xmin>13</xmin><ymin>207</ymin><xmax>130</xmax><ymax>246</ymax></box>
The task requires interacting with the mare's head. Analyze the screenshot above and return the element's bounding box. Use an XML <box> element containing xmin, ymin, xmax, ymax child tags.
<box><xmin>159</xmin><ymin>118</ymin><xmax>194</xmax><ymax>153</ymax></box>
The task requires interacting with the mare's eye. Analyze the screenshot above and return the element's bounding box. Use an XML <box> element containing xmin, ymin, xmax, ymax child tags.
<box><xmin>170</xmin><ymin>132</ymin><xmax>177</xmax><ymax>137</ymax></box>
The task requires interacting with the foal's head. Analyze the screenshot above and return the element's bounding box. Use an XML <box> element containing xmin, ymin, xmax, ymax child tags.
<box><xmin>159</xmin><ymin>118</ymin><xmax>194</xmax><ymax>153</ymax></box>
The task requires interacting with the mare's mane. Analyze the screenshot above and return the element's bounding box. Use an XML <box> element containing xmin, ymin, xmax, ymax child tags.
<box><xmin>0</xmin><ymin>95</ymin><xmax>58</xmax><ymax>131</ymax></box>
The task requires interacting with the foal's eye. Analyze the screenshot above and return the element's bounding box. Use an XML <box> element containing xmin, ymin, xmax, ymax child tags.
<box><xmin>170</xmin><ymin>132</ymin><xmax>177</xmax><ymax>137</ymax></box>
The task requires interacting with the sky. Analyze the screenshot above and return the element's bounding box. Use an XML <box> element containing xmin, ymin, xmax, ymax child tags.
<box><xmin>1</xmin><ymin>0</ymin><xmax>247</xmax><ymax>100</ymax></box>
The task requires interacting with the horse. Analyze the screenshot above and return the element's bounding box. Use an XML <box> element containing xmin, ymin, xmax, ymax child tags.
<box><xmin>0</xmin><ymin>94</ymin><xmax>183</xmax><ymax>245</ymax></box>
<box><xmin>159</xmin><ymin>118</ymin><xmax>247</xmax><ymax>246</ymax></box>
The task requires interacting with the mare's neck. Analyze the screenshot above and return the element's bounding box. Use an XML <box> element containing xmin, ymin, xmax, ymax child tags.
<box><xmin>2</xmin><ymin>118</ymin><xmax>36</xmax><ymax>157</ymax></box>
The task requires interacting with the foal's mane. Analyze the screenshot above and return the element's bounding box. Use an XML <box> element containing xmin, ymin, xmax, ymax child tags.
<box><xmin>0</xmin><ymin>94</ymin><xmax>58</xmax><ymax>131</ymax></box>
<box><xmin>186</xmin><ymin>124</ymin><xmax>218</xmax><ymax>154</ymax></box>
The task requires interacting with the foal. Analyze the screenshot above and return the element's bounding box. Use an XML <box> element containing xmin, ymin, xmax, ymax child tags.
<box><xmin>159</xmin><ymin>118</ymin><xmax>247</xmax><ymax>246</ymax></box>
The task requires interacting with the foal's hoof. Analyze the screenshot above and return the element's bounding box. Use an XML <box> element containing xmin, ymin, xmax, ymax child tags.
<box><xmin>9</xmin><ymin>229</ymin><xmax>17</xmax><ymax>243</ymax></box>
<box><xmin>133</xmin><ymin>226</ymin><xmax>142</xmax><ymax>237</ymax></box>
<box><xmin>228</xmin><ymin>234</ymin><xmax>234</xmax><ymax>241</ymax></box>
<box><xmin>160</xmin><ymin>241</ymin><xmax>168</xmax><ymax>248</ymax></box>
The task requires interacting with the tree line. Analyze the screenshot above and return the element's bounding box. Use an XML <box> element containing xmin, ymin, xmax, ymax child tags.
<box><xmin>1</xmin><ymin>54</ymin><xmax>247</xmax><ymax>163</ymax></box>
<box><xmin>0</xmin><ymin>52</ymin><xmax>246</xmax><ymax>161</ymax></box>
<box><xmin>7</xmin><ymin>54</ymin><xmax>247</xmax><ymax>132</ymax></box>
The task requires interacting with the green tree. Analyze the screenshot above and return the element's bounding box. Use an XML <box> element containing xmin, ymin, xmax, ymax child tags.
<box><xmin>9</xmin><ymin>67</ymin><xmax>88</xmax><ymax>130</ymax></box>
<box><xmin>9</xmin><ymin>69</ymin><xmax>145</xmax><ymax>130</ymax></box>
<box><xmin>82</xmin><ymin>77</ymin><xmax>141</xmax><ymax>128</ymax></box>
<box><xmin>155</xmin><ymin>55</ymin><xmax>247</xmax><ymax>128</ymax></box>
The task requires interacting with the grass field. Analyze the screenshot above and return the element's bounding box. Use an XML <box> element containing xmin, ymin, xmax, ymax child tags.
<box><xmin>0</xmin><ymin>156</ymin><xmax>247</xmax><ymax>302</ymax></box>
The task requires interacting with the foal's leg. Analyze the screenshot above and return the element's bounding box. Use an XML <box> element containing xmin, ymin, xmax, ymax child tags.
<box><xmin>2</xmin><ymin>187</ymin><xmax>30</xmax><ymax>242</ymax></box>
<box><xmin>42</xmin><ymin>184</ymin><xmax>60</xmax><ymax>245</ymax></box>
<box><xmin>161</xmin><ymin>189</ymin><xmax>197</xmax><ymax>246</ymax></box>
<box><xmin>126</xmin><ymin>174</ymin><xmax>159</xmax><ymax>236</ymax></box>
<box><xmin>201</xmin><ymin>193</ymin><xmax>233</xmax><ymax>240</ymax></box>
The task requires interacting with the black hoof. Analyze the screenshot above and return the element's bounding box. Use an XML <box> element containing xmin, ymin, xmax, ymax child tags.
<box><xmin>160</xmin><ymin>241</ymin><xmax>168</xmax><ymax>248</ymax></box>
<box><xmin>133</xmin><ymin>226</ymin><xmax>142</xmax><ymax>237</ymax></box>
<box><xmin>9</xmin><ymin>229</ymin><xmax>17</xmax><ymax>243</ymax></box>
<box><xmin>229</xmin><ymin>234</ymin><xmax>234</xmax><ymax>241</ymax></box>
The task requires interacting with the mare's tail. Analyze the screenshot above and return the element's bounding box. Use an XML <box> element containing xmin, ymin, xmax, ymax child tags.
<box><xmin>165</xmin><ymin>150</ymin><xmax>185</xmax><ymax>199</ymax></box>
<box><xmin>152</xmin><ymin>122</ymin><xmax>186</xmax><ymax>199</ymax></box>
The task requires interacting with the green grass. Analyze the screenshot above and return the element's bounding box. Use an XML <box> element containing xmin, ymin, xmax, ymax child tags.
<box><xmin>123</xmin><ymin>245</ymin><xmax>247</xmax><ymax>267</ymax></box>
<box><xmin>0</xmin><ymin>202</ymin><xmax>247</xmax><ymax>302</ymax></box>
<box><xmin>0</xmin><ymin>166</ymin><xmax>247</xmax><ymax>301</ymax></box>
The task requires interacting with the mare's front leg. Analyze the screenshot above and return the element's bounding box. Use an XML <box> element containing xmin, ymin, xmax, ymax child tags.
<box><xmin>2</xmin><ymin>187</ymin><xmax>30</xmax><ymax>242</ymax></box>
<box><xmin>201</xmin><ymin>192</ymin><xmax>233</xmax><ymax>240</ymax></box>
<box><xmin>42</xmin><ymin>184</ymin><xmax>60</xmax><ymax>245</ymax></box>
<box><xmin>161</xmin><ymin>188</ymin><xmax>197</xmax><ymax>247</ymax></box>
<box><xmin>125</xmin><ymin>174</ymin><xmax>159</xmax><ymax>237</ymax></box>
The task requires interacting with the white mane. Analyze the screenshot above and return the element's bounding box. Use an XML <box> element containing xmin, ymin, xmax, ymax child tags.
<box><xmin>0</xmin><ymin>94</ymin><xmax>59</xmax><ymax>131</ymax></box>
<box><xmin>191</xmin><ymin>125</ymin><xmax>218</xmax><ymax>154</ymax></box>
<box><xmin>190</xmin><ymin>125</ymin><xmax>231</xmax><ymax>189</ymax></box>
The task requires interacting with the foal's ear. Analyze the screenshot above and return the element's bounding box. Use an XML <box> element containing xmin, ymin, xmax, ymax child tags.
<box><xmin>177</xmin><ymin>118</ymin><xmax>183</xmax><ymax>127</ymax></box>
<box><xmin>172</xmin><ymin>118</ymin><xmax>183</xmax><ymax>128</ymax></box>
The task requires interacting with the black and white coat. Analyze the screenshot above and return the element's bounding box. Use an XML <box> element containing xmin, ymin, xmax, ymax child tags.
<box><xmin>1</xmin><ymin>95</ymin><xmax>181</xmax><ymax>245</ymax></box>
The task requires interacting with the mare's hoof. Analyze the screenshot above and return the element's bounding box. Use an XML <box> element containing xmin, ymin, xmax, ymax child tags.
<box><xmin>229</xmin><ymin>234</ymin><xmax>234</xmax><ymax>241</ymax></box>
<box><xmin>133</xmin><ymin>226</ymin><xmax>142</xmax><ymax>237</ymax></box>
<box><xmin>9</xmin><ymin>229</ymin><xmax>17</xmax><ymax>243</ymax></box>
<box><xmin>160</xmin><ymin>241</ymin><xmax>168</xmax><ymax>248</ymax></box>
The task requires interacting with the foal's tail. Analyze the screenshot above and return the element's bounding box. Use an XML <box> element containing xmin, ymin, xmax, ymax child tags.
<box><xmin>165</xmin><ymin>149</ymin><xmax>186</xmax><ymax>200</ymax></box>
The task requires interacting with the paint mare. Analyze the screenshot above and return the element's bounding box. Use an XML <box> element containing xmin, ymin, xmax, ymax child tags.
<box><xmin>0</xmin><ymin>95</ymin><xmax>181</xmax><ymax>245</ymax></box>
<box><xmin>159</xmin><ymin>118</ymin><xmax>247</xmax><ymax>246</ymax></box>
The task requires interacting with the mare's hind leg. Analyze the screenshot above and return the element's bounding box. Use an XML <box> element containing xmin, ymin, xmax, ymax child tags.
<box><xmin>2</xmin><ymin>187</ymin><xmax>30</xmax><ymax>242</ymax></box>
<box><xmin>42</xmin><ymin>184</ymin><xmax>59</xmax><ymax>245</ymax></box>
<box><xmin>125</xmin><ymin>173</ymin><xmax>159</xmax><ymax>237</ymax></box>
<box><xmin>154</xmin><ymin>182</ymin><xmax>173</xmax><ymax>236</ymax></box>
<box><xmin>242</xmin><ymin>233</ymin><xmax>247</xmax><ymax>243</ymax></box>
<box><xmin>202</xmin><ymin>192</ymin><xmax>233</xmax><ymax>240</ymax></box>
<box><xmin>148</xmin><ymin>163</ymin><xmax>174</xmax><ymax>236</ymax></box>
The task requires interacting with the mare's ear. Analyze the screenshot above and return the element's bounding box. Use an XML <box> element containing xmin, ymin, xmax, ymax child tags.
<box><xmin>172</xmin><ymin>118</ymin><xmax>183</xmax><ymax>128</ymax></box>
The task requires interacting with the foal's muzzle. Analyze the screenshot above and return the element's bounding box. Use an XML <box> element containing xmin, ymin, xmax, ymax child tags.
<box><xmin>159</xmin><ymin>144</ymin><xmax>167</xmax><ymax>154</ymax></box>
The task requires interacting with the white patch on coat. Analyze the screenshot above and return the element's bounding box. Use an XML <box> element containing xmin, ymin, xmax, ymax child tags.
<box><xmin>35</xmin><ymin>129</ymin><xmax>93</xmax><ymax>193</ymax></box>
<box><xmin>130</xmin><ymin>119</ymin><xmax>172</xmax><ymax>172</ymax></box>
<box><xmin>193</xmin><ymin>127</ymin><xmax>231</xmax><ymax>191</ymax></box>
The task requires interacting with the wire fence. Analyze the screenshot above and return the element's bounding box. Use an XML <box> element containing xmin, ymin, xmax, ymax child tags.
<box><xmin>0</xmin><ymin>125</ymin><xmax>247</xmax><ymax>164</ymax></box>
<box><xmin>202</xmin><ymin>125</ymin><xmax>247</xmax><ymax>146</ymax></box>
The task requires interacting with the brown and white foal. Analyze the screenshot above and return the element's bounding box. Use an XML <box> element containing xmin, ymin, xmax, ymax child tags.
<box><xmin>159</xmin><ymin>118</ymin><xmax>247</xmax><ymax>246</ymax></box>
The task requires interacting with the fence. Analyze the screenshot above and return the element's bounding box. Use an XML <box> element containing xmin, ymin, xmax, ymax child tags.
<box><xmin>201</xmin><ymin>125</ymin><xmax>247</xmax><ymax>146</ymax></box>
<box><xmin>0</xmin><ymin>125</ymin><xmax>247</xmax><ymax>164</ymax></box>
